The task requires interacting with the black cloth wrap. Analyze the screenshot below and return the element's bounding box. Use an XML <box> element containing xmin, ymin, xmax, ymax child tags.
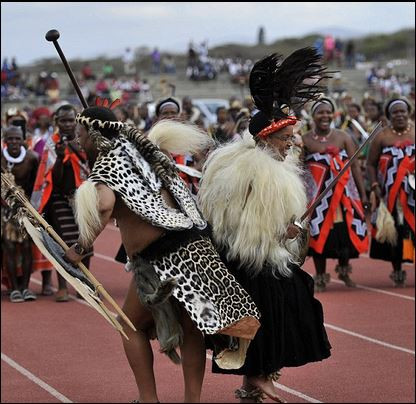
<box><xmin>370</xmin><ymin>207</ymin><xmax>415</xmax><ymax>263</ymax></box>
<box><xmin>207</xmin><ymin>251</ymin><xmax>332</xmax><ymax>377</ymax></box>
<box><xmin>307</xmin><ymin>222</ymin><xmax>359</xmax><ymax>260</ymax></box>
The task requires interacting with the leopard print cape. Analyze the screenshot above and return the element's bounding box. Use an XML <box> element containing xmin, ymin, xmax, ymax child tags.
<box><xmin>139</xmin><ymin>228</ymin><xmax>261</xmax><ymax>339</ymax></box>
<box><xmin>88</xmin><ymin>136</ymin><xmax>206</xmax><ymax>231</ymax></box>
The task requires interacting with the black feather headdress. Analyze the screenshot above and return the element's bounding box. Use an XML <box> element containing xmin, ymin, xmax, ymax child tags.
<box><xmin>249</xmin><ymin>47</ymin><xmax>332</xmax><ymax>136</ymax></box>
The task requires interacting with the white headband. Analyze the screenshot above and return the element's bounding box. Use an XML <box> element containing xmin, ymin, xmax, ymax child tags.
<box><xmin>388</xmin><ymin>100</ymin><xmax>409</xmax><ymax>113</ymax></box>
<box><xmin>158</xmin><ymin>101</ymin><xmax>179</xmax><ymax>114</ymax></box>
<box><xmin>311</xmin><ymin>99</ymin><xmax>334</xmax><ymax>116</ymax></box>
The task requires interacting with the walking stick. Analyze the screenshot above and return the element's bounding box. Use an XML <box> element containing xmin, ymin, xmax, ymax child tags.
<box><xmin>1</xmin><ymin>169</ymin><xmax>136</xmax><ymax>334</ymax></box>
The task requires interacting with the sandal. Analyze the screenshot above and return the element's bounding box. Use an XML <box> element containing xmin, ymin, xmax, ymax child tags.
<box><xmin>22</xmin><ymin>289</ymin><xmax>37</xmax><ymax>301</ymax></box>
<box><xmin>10</xmin><ymin>290</ymin><xmax>24</xmax><ymax>303</ymax></box>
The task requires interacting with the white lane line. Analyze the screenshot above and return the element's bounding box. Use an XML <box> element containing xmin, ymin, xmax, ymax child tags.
<box><xmin>324</xmin><ymin>323</ymin><xmax>415</xmax><ymax>355</ymax></box>
<box><xmin>29</xmin><ymin>279</ymin><xmax>322</xmax><ymax>402</ymax></box>
<box><xmin>350</xmin><ymin>283</ymin><xmax>414</xmax><ymax>301</ymax></box>
<box><xmin>273</xmin><ymin>383</ymin><xmax>322</xmax><ymax>403</ymax></box>
<box><xmin>95</xmin><ymin>252</ymin><xmax>415</xmax><ymax>301</ymax></box>
<box><xmin>92</xmin><ymin>252</ymin><xmax>119</xmax><ymax>263</ymax></box>
<box><xmin>1</xmin><ymin>353</ymin><xmax>73</xmax><ymax>403</ymax></box>
<box><xmin>304</xmin><ymin>271</ymin><xmax>414</xmax><ymax>301</ymax></box>
<box><xmin>26</xmin><ymin>256</ymin><xmax>414</xmax><ymax>403</ymax></box>
<box><xmin>9</xmin><ymin>281</ymin><xmax>321</xmax><ymax>404</ymax></box>
<box><xmin>205</xmin><ymin>353</ymin><xmax>322</xmax><ymax>402</ymax></box>
<box><xmin>30</xmin><ymin>267</ymin><xmax>415</xmax><ymax>356</ymax></box>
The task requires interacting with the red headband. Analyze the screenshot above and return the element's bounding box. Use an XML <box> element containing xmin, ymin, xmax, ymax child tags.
<box><xmin>257</xmin><ymin>116</ymin><xmax>297</xmax><ymax>139</ymax></box>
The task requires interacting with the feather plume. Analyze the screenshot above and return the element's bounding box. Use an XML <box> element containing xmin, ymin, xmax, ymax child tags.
<box><xmin>249</xmin><ymin>53</ymin><xmax>282</xmax><ymax>118</ymax></box>
<box><xmin>109</xmin><ymin>99</ymin><xmax>122</xmax><ymax>110</ymax></box>
<box><xmin>249</xmin><ymin>47</ymin><xmax>332</xmax><ymax>120</ymax></box>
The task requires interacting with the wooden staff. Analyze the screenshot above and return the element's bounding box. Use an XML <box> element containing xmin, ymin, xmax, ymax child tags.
<box><xmin>1</xmin><ymin>170</ymin><xmax>136</xmax><ymax>333</ymax></box>
<box><xmin>45</xmin><ymin>29</ymin><xmax>88</xmax><ymax>108</ymax></box>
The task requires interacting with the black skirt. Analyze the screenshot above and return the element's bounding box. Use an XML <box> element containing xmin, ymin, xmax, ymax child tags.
<box><xmin>370</xmin><ymin>215</ymin><xmax>415</xmax><ymax>263</ymax></box>
<box><xmin>308</xmin><ymin>222</ymin><xmax>359</xmax><ymax>260</ymax></box>
<box><xmin>208</xmin><ymin>255</ymin><xmax>332</xmax><ymax>377</ymax></box>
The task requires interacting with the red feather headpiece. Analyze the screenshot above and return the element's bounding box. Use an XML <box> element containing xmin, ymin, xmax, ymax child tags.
<box><xmin>95</xmin><ymin>96</ymin><xmax>122</xmax><ymax>110</ymax></box>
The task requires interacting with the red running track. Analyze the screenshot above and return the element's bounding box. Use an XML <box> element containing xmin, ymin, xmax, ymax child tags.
<box><xmin>1</xmin><ymin>224</ymin><xmax>415</xmax><ymax>403</ymax></box>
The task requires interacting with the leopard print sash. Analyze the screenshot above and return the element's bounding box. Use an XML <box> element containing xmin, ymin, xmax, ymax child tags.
<box><xmin>88</xmin><ymin>137</ymin><xmax>207</xmax><ymax>231</ymax></box>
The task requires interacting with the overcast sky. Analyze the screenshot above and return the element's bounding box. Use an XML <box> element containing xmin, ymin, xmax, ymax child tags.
<box><xmin>1</xmin><ymin>2</ymin><xmax>415</xmax><ymax>65</ymax></box>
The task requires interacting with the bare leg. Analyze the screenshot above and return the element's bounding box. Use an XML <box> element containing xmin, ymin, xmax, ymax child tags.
<box><xmin>246</xmin><ymin>375</ymin><xmax>286</xmax><ymax>403</ymax></box>
<box><xmin>390</xmin><ymin>260</ymin><xmax>406</xmax><ymax>287</ymax></box>
<box><xmin>3</xmin><ymin>240</ymin><xmax>19</xmax><ymax>291</ymax></box>
<box><xmin>312</xmin><ymin>256</ymin><xmax>328</xmax><ymax>292</ymax></box>
<box><xmin>21</xmin><ymin>239</ymin><xmax>33</xmax><ymax>290</ymax></box>
<box><xmin>179</xmin><ymin>307</ymin><xmax>206</xmax><ymax>403</ymax></box>
<box><xmin>55</xmin><ymin>272</ymin><xmax>69</xmax><ymax>301</ymax></box>
<box><xmin>313</xmin><ymin>255</ymin><xmax>326</xmax><ymax>276</ymax></box>
<box><xmin>41</xmin><ymin>270</ymin><xmax>54</xmax><ymax>295</ymax></box>
<box><xmin>336</xmin><ymin>258</ymin><xmax>355</xmax><ymax>287</ymax></box>
<box><xmin>118</xmin><ymin>277</ymin><xmax>159</xmax><ymax>403</ymax></box>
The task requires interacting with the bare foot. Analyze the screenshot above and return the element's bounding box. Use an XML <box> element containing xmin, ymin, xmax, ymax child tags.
<box><xmin>247</xmin><ymin>376</ymin><xmax>287</xmax><ymax>403</ymax></box>
<box><xmin>41</xmin><ymin>284</ymin><xmax>54</xmax><ymax>296</ymax></box>
<box><xmin>55</xmin><ymin>288</ymin><xmax>69</xmax><ymax>302</ymax></box>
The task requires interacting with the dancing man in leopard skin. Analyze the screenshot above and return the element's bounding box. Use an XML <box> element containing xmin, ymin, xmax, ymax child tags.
<box><xmin>63</xmin><ymin>101</ymin><xmax>261</xmax><ymax>403</ymax></box>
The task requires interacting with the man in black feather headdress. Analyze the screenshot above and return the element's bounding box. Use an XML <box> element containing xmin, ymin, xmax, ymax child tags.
<box><xmin>199</xmin><ymin>48</ymin><xmax>332</xmax><ymax>402</ymax></box>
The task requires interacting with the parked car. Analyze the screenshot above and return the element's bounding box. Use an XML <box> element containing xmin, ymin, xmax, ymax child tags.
<box><xmin>192</xmin><ymin>98</ymin><xmax>229</xmax><ymax>127</ymax></box>
<box><xmin>146</xmin><ymin>98</ymin><xmax>229</xmax><ymax>128</ymax></box>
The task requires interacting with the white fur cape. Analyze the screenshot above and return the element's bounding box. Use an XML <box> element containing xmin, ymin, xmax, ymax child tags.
<box><xmin>198</xmin><ymin>132</ymin><xmax>307</xmax><ymax>277</ymax></box>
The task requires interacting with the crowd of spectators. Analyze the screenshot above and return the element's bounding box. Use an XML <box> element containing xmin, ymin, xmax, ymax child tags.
<box><xmin>1</xmin><ymin>46</ymin><xmax>415</xmax><ymax>302</ymax></box>
<box><xmin>366</xmin><ymin>62</ymin><xmax>414</xmax><ymax>101</ymax></box>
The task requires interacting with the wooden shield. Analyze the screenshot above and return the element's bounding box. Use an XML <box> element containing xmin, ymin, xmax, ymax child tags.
<box><xmin>23</xmin><ymin>217</ymin><xmax>129</xmax><ymax>338</ymax></box>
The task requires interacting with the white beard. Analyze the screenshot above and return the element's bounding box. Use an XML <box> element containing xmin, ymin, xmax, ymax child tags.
<box><xmin>198</xmin><ymin>131</ymin><xmax>307</xmax><ymax>277</ymax></box>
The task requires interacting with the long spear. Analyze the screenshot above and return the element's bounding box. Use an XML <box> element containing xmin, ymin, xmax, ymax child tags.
<box><xmin>297</xmin><ymin>121</ymin><xmax>383</xmax><ymax>225</ymax></box>
<box><xmin>1</xmin><ymin>169</ymin><xmax>136</xmax><ymax>334</ymax></box>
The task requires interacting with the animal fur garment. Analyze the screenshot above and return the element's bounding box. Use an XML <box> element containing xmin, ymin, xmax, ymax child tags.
<box><xmin>198</xmin><ymin>131</ymin><xmax>307</xmax><ymax>277</ymax></box>
<box><xmin>132</xmin><ymin>254</ymin><xmax>184</xmax><ymax>365</ymax></box>
<box><xmin>147</xmin><ymin>119</ymin><xmax>214</xmax><ymax>156</ymax></box>
<box><xmin>375</xmin><ymin>199</ymin><xmax>398</xmax><ymax>246</ymax></box>
<box><xmin>84</xmin><ymin>134</ymin><xmax>207</xmax><ymax>231</ymax></box>
<box><xmin>74</xmin><ymin>181</ymin><xmax>102</xmax><ymax>249</ymax></box>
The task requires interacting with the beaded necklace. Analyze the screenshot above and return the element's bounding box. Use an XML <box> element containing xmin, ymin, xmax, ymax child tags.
<box><xmin>312</xmin><ymin>130</ymin><xmax>333</xmax><ymax>143</ymax></box>
<box><xmin>390</xmin><ymin>124</ymin><xmax>411</xmax><ymax>137</ymax></box>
